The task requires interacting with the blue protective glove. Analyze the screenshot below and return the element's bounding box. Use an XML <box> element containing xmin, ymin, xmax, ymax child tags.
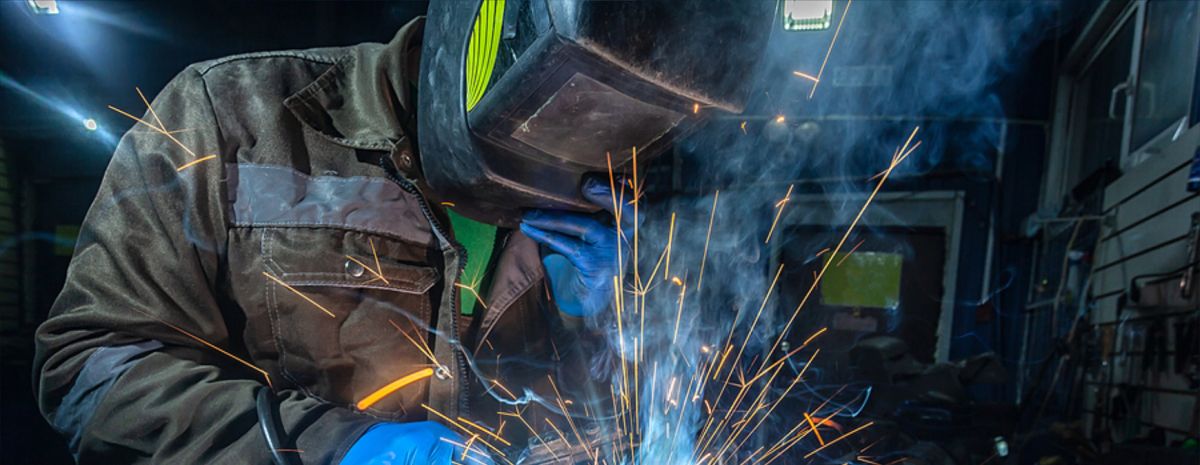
<box><xmin>340</xmin><ymin>421</ymin><xmax>494</xmax><ymax>465</ymax></box>
<box><xmin>520</xmin><ymin>178</ymin><xmax>636</xmax><ymax>318</ymax></box>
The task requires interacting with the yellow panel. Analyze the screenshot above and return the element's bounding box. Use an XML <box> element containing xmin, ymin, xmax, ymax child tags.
<box><xmin>465</xmin><ymin>0</ymin><xmax>506</xmax><ymax>112</ymax></box>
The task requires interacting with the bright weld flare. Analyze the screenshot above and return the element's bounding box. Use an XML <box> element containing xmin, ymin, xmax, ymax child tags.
<box><xmin>175</xmin><ymin>154</ymin><xmax>217</xmax><ymax>172</ymax></box>
<box><xmin>764</xmin><ymin>184</ymin><xmax>794</xmax><ymax>244</ymax></box>
<box><xmin>808</xmin><ymin>0</ymin><xmax>853</xmax><ymax>99</ymax></box>
<box><xmin>754</xmin><ymin>126</ymin><xmax>919</xmax><ymax>378</ymax></box>
<box><xmin>356</xmin><ymin>367</ymin><xmax>434</xmax><ymax>410</ymax></box>
<box><xmin>261</xmin><ymin>271</ymin><xmax>336</xmax><ymax>318</ymax></box>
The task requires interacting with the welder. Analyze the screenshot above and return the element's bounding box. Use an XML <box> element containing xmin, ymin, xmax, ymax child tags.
<box><xmin>33</xmin><ymin>1</ymin><xmax>772</xmax><ymax>464</ymax></box>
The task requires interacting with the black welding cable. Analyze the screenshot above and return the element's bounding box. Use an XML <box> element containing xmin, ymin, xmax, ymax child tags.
<box><xmin>256</xmin><ymin>387</ymin><xmax>298</xmax><ymax>465</ymax></box>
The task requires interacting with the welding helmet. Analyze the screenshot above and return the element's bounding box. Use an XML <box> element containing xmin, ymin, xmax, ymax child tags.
<box><xmin>418</xmin><ymin>0</ymin><xmax>776</xmax><ymax>226</ymax></box>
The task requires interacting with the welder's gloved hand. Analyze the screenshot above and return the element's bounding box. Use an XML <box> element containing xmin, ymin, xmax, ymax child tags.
<box><xmin>339</xmin><ymin>421</ymin><xmax>494</xmax><ymax>465</ymax></box>
<box><xmin>520</xmin><ymin>178</ymin><xmax>636</xmax><ymax>318</ymax></box>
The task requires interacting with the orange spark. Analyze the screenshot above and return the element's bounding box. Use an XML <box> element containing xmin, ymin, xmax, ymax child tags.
<box><xmin>453</xmin><ymin>417</ymin><xmax>511</xmax><ymax>445</ymax></box>
<box><xmin>693</xmin><ymin>102</ymin><xmax>701</xmax><ymax>114</ymax></box>
<box><xmin>664</xmin><ymin>212</ymin><xmax>676</xmax><ymax>280</ymax></box>
<box><xmin>835</xmin><ymin>239</ymin><xmax>866</xmax><ymax>267</ymax></box>
<box><xmin>740</xmin><ymin>121</ymin><xmax>748</xmax><ymax>134</ymax></box>
<box><xmin>764</xmin><ymin>184</ymin><xmax>794</xmax><ymax>244</ymax></box>
<box><xmin>791</xmin><ymin>70</ymin><xmax>819</xmax><ymax>83</ymax></box>
<box><xmin>158</xmin><ymin>318</ymin><xmax>272</xmax><ymax>388</ymax></box>
<box><xmin>454</xmin><ymin>282</ymin><xmax>489</xmax><ymax>310</ymax></box>
<box><xmin>356</xmin><ymin>368</ymin><xmax>434</xmax><ymax>410</ymax></box>
<box><xmin>107</xmin><ymin>104</ymin><xmax>199</xmax><ymax>158</ymax></box>
<box><xmin>387</xmin><ymin>319</ymin><xmax>442</xmax><ymax>370</ymax></box>
<box><xmin>755</xmin><ymin>127</ymin><xmax>919</xmax><ymax>378</ymax></box>
<box><xmin>805</xmin><ymin>412</ymin><xmax>826</xmax><ymax>445</ymax></box>
<box><xmin>671</xmin><ymin>281</ymin><xmax>687</xmax><ymax>344</ymax></box>
<box><xmin>696</xmin><ymin>191</ymin><xmax>720</xmax><ymax>292</ymax></box>
<box><xmin>802</xmin><ymin>327</ymin><xmax>828</xmax><ymax>347</ymax></box>
<box><xmin>774</xmin><ymin>115</ymin><xmax>786</xmax><ymax>124</ymax></box>
<box><xmin>368</xmin><ymin>238</ymin><xmax>388</xmax><ymax>284</ymax></box>
<box><xmin>803</xmin><ymin>421</ymin><xmax>875</xmax><ymax>459</ymax></box>
<box><xmin>346</xmin><ymin>255</ymin><xmax>390</xmax><ymax>284</ymax></box>
<box><xmin>815</xmin><ymin>247</ymin><xmax>831</xmax><ymax>258</ymax></box>
<box><xmin>424</xmin><ymin>405</ymin><xmax>510</xmax><ymax>460</ymax></box>
<box><xmin>808</xmin><ymin>0</ymin><xmax>853</xmax><ymax>99</ymax></box>
<box><xmin>261</xmin><ymin>272</ymin><xmax>335</xmax><ymax>318</ymax></box>
<box><xmin>175</xmin><ymin>154</ymin><xmax>217</xmax><ymax>172</ymax></box>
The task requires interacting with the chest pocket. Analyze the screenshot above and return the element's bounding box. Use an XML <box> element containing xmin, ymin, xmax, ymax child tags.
<box><xmin>261</xmin><ymin>227</ymin><xmax>440</xmax><ymax>420</ymax></box>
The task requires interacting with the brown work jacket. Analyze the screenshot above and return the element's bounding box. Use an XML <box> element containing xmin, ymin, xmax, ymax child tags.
<box><xmin>33</xmin><ymin>18</ymin><xmax>592</xmax><ymax>464</ymax></box>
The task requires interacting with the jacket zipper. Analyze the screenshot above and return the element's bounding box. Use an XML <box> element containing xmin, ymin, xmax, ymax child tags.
<box><xmin>377</xmin><ymin>157</ymin><xmax>471</xmax><ymax>416</ymax></box>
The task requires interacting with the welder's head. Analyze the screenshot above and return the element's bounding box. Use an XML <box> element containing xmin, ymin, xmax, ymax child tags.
<box><xmin>417</xmin><ymin>0</ymin><xmax>775</xmax><ymax>226</ymax></box>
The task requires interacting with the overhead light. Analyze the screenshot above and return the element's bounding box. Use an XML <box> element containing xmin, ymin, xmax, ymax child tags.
<box><xmin>27</xmin><ymin>0</ymin><xmax>60</xmax><ymax>15</ymax></box>
<box><xmin>782</xmin><ymin>0</ymin><xmax>832</xmax><ymax>31</ymax></box>
<box><xmin>82</xmin><ymin>118</ymin><xmax>97</xmax><ymax>131</ymax></box>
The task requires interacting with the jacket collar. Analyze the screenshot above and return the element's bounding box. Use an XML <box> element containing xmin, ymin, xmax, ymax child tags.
<box><xmin>283</xmin><ymin>17</ymin><xmax>424</xmax><ymax>153</ymax></box>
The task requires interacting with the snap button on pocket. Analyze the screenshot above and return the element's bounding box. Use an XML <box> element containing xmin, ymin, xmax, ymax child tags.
<box><xmin>344</xmin><ymin>259</ymin><xmax>366</xmax><ymax>278</ymax></box>
<box><xmin>435</xmin><ymin>366</ymin><xmax>450</xmax><ymax>380</ymax></box>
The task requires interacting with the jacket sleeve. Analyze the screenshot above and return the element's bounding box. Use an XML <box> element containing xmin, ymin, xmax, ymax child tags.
<box><xmin>33</xmin><ymin>65</ymin><xmax>375</xmax><ymax>464</ymax></box>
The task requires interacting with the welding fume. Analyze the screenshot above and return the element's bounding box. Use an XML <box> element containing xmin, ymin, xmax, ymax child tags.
<box><xmin>5</xmin><ymin>0</ymin><xmax>1129</xmax><ymax>464</ymax></box>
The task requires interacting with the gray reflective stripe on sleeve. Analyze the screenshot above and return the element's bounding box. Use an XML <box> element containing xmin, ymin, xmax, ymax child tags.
<box><xmin>225</xmin><ymin>163</ymin><xmax>433</xmax><ymax>245</ymax></box>
<box><xmin>53</xmin><ymin>340</ymin><xmax>163</xmax><ymax>458</ymax></box>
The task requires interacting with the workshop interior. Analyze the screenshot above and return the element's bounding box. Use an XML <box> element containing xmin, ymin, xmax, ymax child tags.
<box><xmin>2</xmin><ymin>1</ymin><xmax>1200</xmax><ymax>464</ymax></box>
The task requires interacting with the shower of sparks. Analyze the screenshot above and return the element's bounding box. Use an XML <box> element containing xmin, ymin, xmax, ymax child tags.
<box><xmin>356</xmin><ymin>367</ymin><xmax>434</xmax><ymax>411</ymax></box>
<box><xmin>424</xmin><ymin>404</ymin><xmax>514</xmax><ymax>463</ymax></box>
<box><xmin>808</xmin><ymin>0</ymin><xmax>853</xmax><ymax>99</ymax></box>
<box><xmin>803</xmin><ymin>421</ymin><xmax>876</xmax><ymax>458</ymax></box>
<box><xmin>764</xmin><ymin>184</ymin><xmax>794</xmax><ymax>244</ymax></box>
<box><xmin>791</xmin><ymin>70</ymin><xmax>819</xmax><ymax>83</ymax></box>
<box><xmin>261</xmin><ymin>271</ymin><xmax>336</xmax><ymax>318</ymax></box>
